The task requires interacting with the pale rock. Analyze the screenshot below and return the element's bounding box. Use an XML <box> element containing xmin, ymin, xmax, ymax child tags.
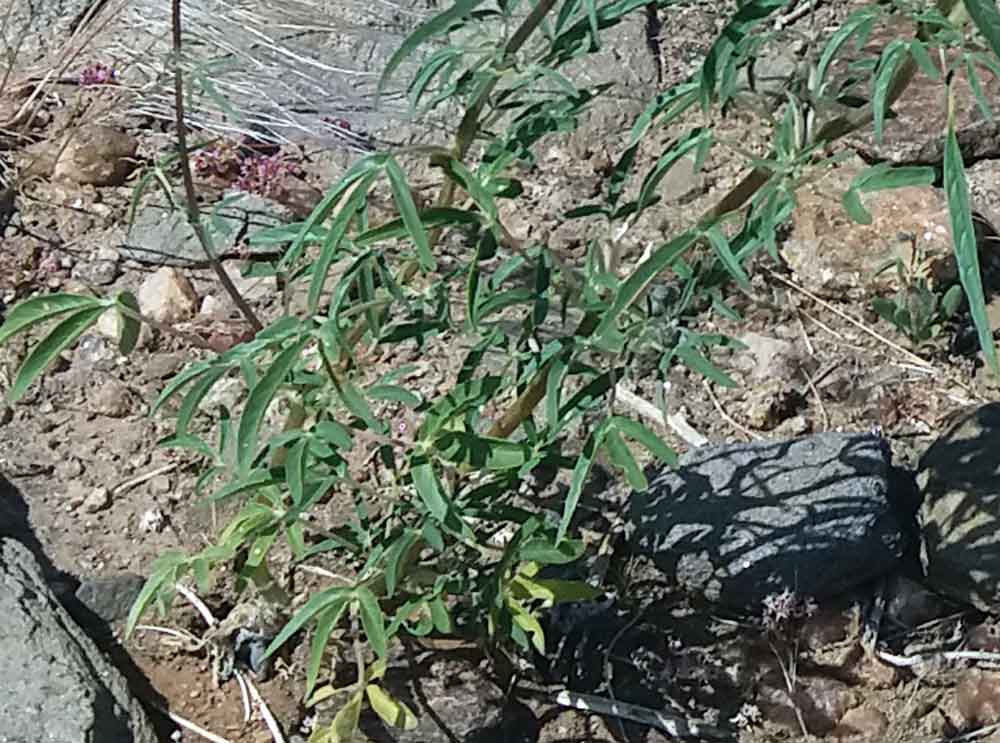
<box><xmin>81</xmin><ymin>487</ymin><xmax>111</xmax><ymax>513</ymax></box>
<box><xmin>138</xmin><ymin>508</ymin><xmax>165</xmax><ymax>533</ymax></box>
<box><xmin>834</xmin><ymin>706</ymin><xmax>889</xmax><ymax>738</ymax></box>
<box><xmin>65</xmin><ymin>482</ymin><xmax>89</xmax><ymax>509</ymax></box>
<box><xmin>200</xmin><ymin>294</ymin><xmax>222</xmax><ymax>317</ymax></box>
<box><xmin>783</xmin><ymin>156</ymin><xmax>956</xmax><ymax>296</ymax></box>
<box><xmin>53</xmin><ymin>125</ymin><xmax>139</xmax><ymax>187</ymax></box>
<box><xmin>149</xmin><ymin>475</ymin><xmax>172</xmax><ymax>496</ymax></box>
<box><xmin>138</xmin><ymin>267</ymin><xmax>198</xmax><ymax>324</ymax></box>
<box><xmin>223</xmin><ymin>262</ymin><xmax>276</xmax><ymax>302</ymax></box>
<box><xmin>89</xmin><ymin>378</ymin><xmax>131</xmax><ymax>418</ymax></box>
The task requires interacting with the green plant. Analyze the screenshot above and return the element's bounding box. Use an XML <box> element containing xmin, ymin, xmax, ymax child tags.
<box><xmin>4</xmin><ymin>0</ymin><xmax>1000</xmax><ymax>739</ymax></box>
<box><xmin>871</xmin><ymin>237</ymin><xmax>964</xmax><ymax>346</ymax></box>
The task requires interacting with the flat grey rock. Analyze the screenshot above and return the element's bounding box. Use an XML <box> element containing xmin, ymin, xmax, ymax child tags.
<box><xmin>119</xmin><ymin>192</ymin><xmax>288</xmax><ymax>267</ymax></box>
<box><xmin>0</xmin><ymin>538</ymin><xmax>158</xmax><ymax>743</ymax></box>
<box><xmin>75</xmin><ymin>572</ymin><xmax>146</xmax><ymax>624</ymax></box>
<box><xmin>918</xmin><ymin>403</ymin><xmax>1000</xmax><ymax>611</ymax></box>
<box><xmin>625</xmin><ymin>432</ymin><xmax>908</xmax><ymax>610</ymax></box>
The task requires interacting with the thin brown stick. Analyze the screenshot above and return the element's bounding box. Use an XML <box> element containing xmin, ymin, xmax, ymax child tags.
<box><xmin>171</xmin><ymin>0</ymin><xmax>263</xmax><ymax>334</ymax></box>
<box><xmin>763</xmin><ymin>269</ymin><xmax>934</xmax><ymax>370</ymax></box>
<box><xmin>702</xmin><ymin>379</ymin><xmax>761</xmax><ymax>441</ymax></box>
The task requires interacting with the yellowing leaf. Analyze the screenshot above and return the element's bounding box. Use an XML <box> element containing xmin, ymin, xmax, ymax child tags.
<box><xmin>508</xmin><ymin>598</ymin><xmax>546</xmax><ymax>654</ymax></box>
<box><xmin>366</xmin><ymin>683</ymin><xmax>419</xmax><ymax>730</ymax></box>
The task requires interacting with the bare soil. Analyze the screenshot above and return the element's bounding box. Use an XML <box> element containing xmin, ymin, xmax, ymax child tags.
<box><xmin>2</xmin><ymin>1</ymin><xmax>1000</xmax><ymax>742</ymax></box>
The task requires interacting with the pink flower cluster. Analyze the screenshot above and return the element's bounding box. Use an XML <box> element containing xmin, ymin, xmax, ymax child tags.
<box><xmin>79</xmin><ymin>62</ymin><xmax>117</xmax><ymax>87</ymax></box>
<box><xmin>193</xmin><ymin>140</ymin><xmax>301</xmax><ymax>198</ymax></box>
<box><xmin>193</xmin><ymin>141</ymin><xmax>242</xmax><ymax>181</ymax></box>
<box><xmin>235</xmin><ymin>154</ymin><xmax>301</xmax><ymax>198</ymax></box>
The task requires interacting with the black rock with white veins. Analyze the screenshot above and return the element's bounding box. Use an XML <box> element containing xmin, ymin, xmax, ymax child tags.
<box><xmin>625</xmin><ymin>432</ymin><xmax>913</xmax><ymax>611</ymax></box>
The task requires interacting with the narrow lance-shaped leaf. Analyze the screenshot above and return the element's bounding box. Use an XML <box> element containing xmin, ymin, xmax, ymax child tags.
<box><xmin>943</xmin><ymin>123</ymin><xmax>999</xmax><ymax>373</ymax></box>
<box><xmin>236</xmin><ymin>337</ymin><xmax>309</xmax><ymax>474</ymax></box>
<box><xmin>872</xmin><ymin>40</ymin><xmax>909</xmax><ymax>143</ymax></box>
<box><xmin>355</xmin><ymin>586</ymin><xmax>388</xmax><ymax>658</ymax></box>
<box><xmin>384</xmin><ymin>157</ymin><xmax>435</xmax><ymax>271</ymax></box>
<box><xmin>0</xmin><ymin>293</ymin><xmax>104</xmax><ymax>345</ymax></box>
<box><xmin>8</xmin><ymin>305</ymin><xmax>107</xmax><ymax>403</ymax></box>
<box><xmin>114</xmin><ymin>291</ymin><xmax>141</xmax><ymax>355</ymax></box>
<box><xmin>304</xmin><ymin>597</ymin><xmax>350</xmax><ymax>697</ymax></box>
<box><xmin>379</xmin><ymin>0</ymin><xmax>489</xmax><ymax>94</ymax></box>
<box><xmin>966</xmin><ymin>0</ymin><xmax>1000</xmax><ymax>64</ymax></box>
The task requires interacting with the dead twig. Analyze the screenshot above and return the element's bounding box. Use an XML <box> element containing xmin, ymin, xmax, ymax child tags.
<box><xmin>702</xmin><ymin>379</ymin><xmax>762</xmax><ymax>441</ymax></box>
<box><xmin>798</xmin><ymin>366</ymin><xmax>829</xmax><ymax>431</ymax></box>
<box><xmin>763</xmin><ymin>269</ymin><xmax>934</xmax><ymax>371</ymax></box>
<box><xmin>555</xmin><ymin>689</ymin><xmax>731</xmax><ymax>740</ymax></box>
<box><xmin>613</xmin><ymin>382</ymin><xmax>708</xmax><ymax>448</ymax></box>
<box><xmin>111</xmin><ymin>462</ymin><xmax>180</xmax><ymax>497</ymax></box>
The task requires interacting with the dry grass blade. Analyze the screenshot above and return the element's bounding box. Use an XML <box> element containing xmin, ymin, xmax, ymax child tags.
<box><xmin>106</xmin><ymin>0</ymin><xmax>448</xmax><ymax>146</ymax></box>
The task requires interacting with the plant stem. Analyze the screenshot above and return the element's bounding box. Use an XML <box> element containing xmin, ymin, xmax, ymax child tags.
<box><xmin>170</xmin><ymin>0</ymin><xmax>263</xmax><ymax>334</ymax></box>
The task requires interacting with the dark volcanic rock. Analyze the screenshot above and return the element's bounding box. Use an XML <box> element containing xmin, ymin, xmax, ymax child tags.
<box><xmin>625</xmin><ymin>432</ymin><xmax>910</xmax><ymax>610</ymax></box>
<box><xmin>918</xmin><ymin>403</ymin><xmax>1000</xmax><ymax>611</ymax></box>
<box><xmin>0</xmin><ymin>538</ymin><xmax>159</xmax><ymax>743</ymax></box>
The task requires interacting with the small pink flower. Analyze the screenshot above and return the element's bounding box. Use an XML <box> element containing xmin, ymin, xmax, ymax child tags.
<box><xmin>79</xmin><ymin>62</ymin><xmax>117</xmax><ymax>87</ymax></box>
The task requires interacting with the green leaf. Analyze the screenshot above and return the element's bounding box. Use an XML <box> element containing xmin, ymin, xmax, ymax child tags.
<box><xmin>124</xmin><ymin>553</ymin><xmax>187</xmax><ymax>638</ymax></box>
<box><xmin>511</xmin><ymin>575</ymin><xmax>602</xmax><ymax>604</ymax></box>
<box><xmin>603</xmin><ymin>429</ymin><xmax>645</xmax><ymax>490</ymax></box>
<box><xmin>176</xmin><ymin>366</ymin><xmax>231</xmax><ymax>435</ymax></box>
<box><xmin>704</xmin><ymin>223</ymin><xmax>750</xmax><ymax>290</ymax></box>
<box><xmin>355</xmin><ymin>586</ymin><xmax>388</xmax><ymax>658</ymax></box>
<box><xmin>445</xmin><ymin>157</ymin><xmax>498</xmax><ymax>228</ymax></box>
<box><xmin>966</xmin><ymin>56</ymin><xmax>994</xmax><ymax>123</ymax></box>
<box><xmin>841</xmin><ymin>188</ymin><xmax>872</xmax><ymax>225</ymax></box>
<box><xmin>592</xmin><ymin>231</ymin><xmax>697</xmax><ymax>349</ymax></box>
<box><xmin>379</xmin><ymin>0</ymin><xmax>488</xmax><ymax>94</ymax></box>
<box><xmin>559</xmin><ymin>421</ymin><xmax>607</xmax><ymax>541</ymax></box>
<box><xmin>636</xmin><ymin>128</ymin><xmax>710</xmax><ymax>211</ymax></box>
<box><xmin>872</xmin><ymin>40</ymin><xmax>909</xmax><ymax>143</ymax></box>
<box><xmin>966</xmin><ymin>0</ymin><xmax>1000</xmax><ymax>64</ymax></box>
<box><xmin>307</xmin><ymin>170</ymin><xmax>377</xmax><ymax>314</ymax></box>
<box><xmin>519</xmin><ymin>536</ymin><xmax>585</xmax><ymax>564</ymax></box>
<box><xmin>367</xmin><ymin>384</ymin><xmax>421</xmax><ymax>407</ymax></box>
<box><xmin>855</xmin><ymin>163</ymin><xmax>936</xmax><ymax>193</ymax></box>
<box><xmin>433</xmin><ymin>431</ymin><xmax>533</xmax><ymax>471</ymax></box>
<box><xmin>941</xmin><ymin>284</ymin><xmax>963</xmax><ymax>318</ymax></box>
<box><xmin>383</xmin><ymin>529</ymin><xmax>418</xmax><ymax>597</ymax></box>
<box><xmin>908</xmin><ymin>38</ymin><xmax>939</xmax><ymax>80</ymax></box>
<box><xmin>285</xmin><ymin>438</ymin><xmax>308</xmax><ymax>505</ymax></box>
<box><xmin>356</xmin><ymin>207</ymin><xmax>482</xmax><ymax>245</ymax></box>
<box><xmin>207</xmin><ymin>468</ymin><xmax>281</xmax><ymax>503</ymax></box>
<box><xmin>113</xmin><ymin>291</ymin><xmax>141</xmax><ymax>355</ymax></box>
<box><xmin>304</xmin><ymin>597</ymin><xmax>350</xmax><ymax>698</ymax></box>
<box><xmin>384</xmin><ymin>157</ymin><xmax>435</xmax><ymax>271</ymax></box>
<box><xmin>507</xmin><ymin>597</ymin><xmax>546</xmax><ymax>653</ymax></box>
<box><xmin>674</xmin><ymin>342</ymin><xmax>736</xmax><ymax>387</ymax></box>
<box><xmin>367</xmin><ymin>684</ymin><xmax>419</xmax><ymax>731</ymax></box>
<box><xmin>410</xmin><ymin>458</ymin><xmax>448</xmax><ymax>521</ymax></box>
<box><xmin>266</xmin><ymin>586</ymin><xmax>349</xmax><ymax>660</ymax></box>
<box><xmin>313</xmin><ymin>421</ymin><xmax>354</xmax><ymax>451</ymax></box>
<box><xmin>8</xmin><ymin>305</ymin><xmax>106</xmax><ymax>403</ymax></box>
<box><xmin>611</xmin><ymin>416</ymin><xmax>678</xmax><ymax>467</ymax></box>
<box><xmin>0</xmin><ymin>293</ymin><xmax>104</xmax><ymax>345</ymax></box>
<box><xmin>943</xmin><ymin>124</ymin><xmax>999</xmax><ymax>373</ymax></box>
<box><xmin>814</xmin><ymin>8</ymin><xmax>877</xmax><ymax>95</ymax></box>
<box><xmin>236</xmin><ymin>338</ymin><xmax>308</xmax><ymax>474</ymax></box>
<box><xmin>332</xmin><ymin>374</ymin><xmax>381</xmax><ymax>433</ymax></box>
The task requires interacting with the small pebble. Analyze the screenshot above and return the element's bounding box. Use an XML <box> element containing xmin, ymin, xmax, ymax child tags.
<box><xmin>81</xmin><ymin>486</ymin><xmax>111</xmax><ymax>513</ymax></box>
